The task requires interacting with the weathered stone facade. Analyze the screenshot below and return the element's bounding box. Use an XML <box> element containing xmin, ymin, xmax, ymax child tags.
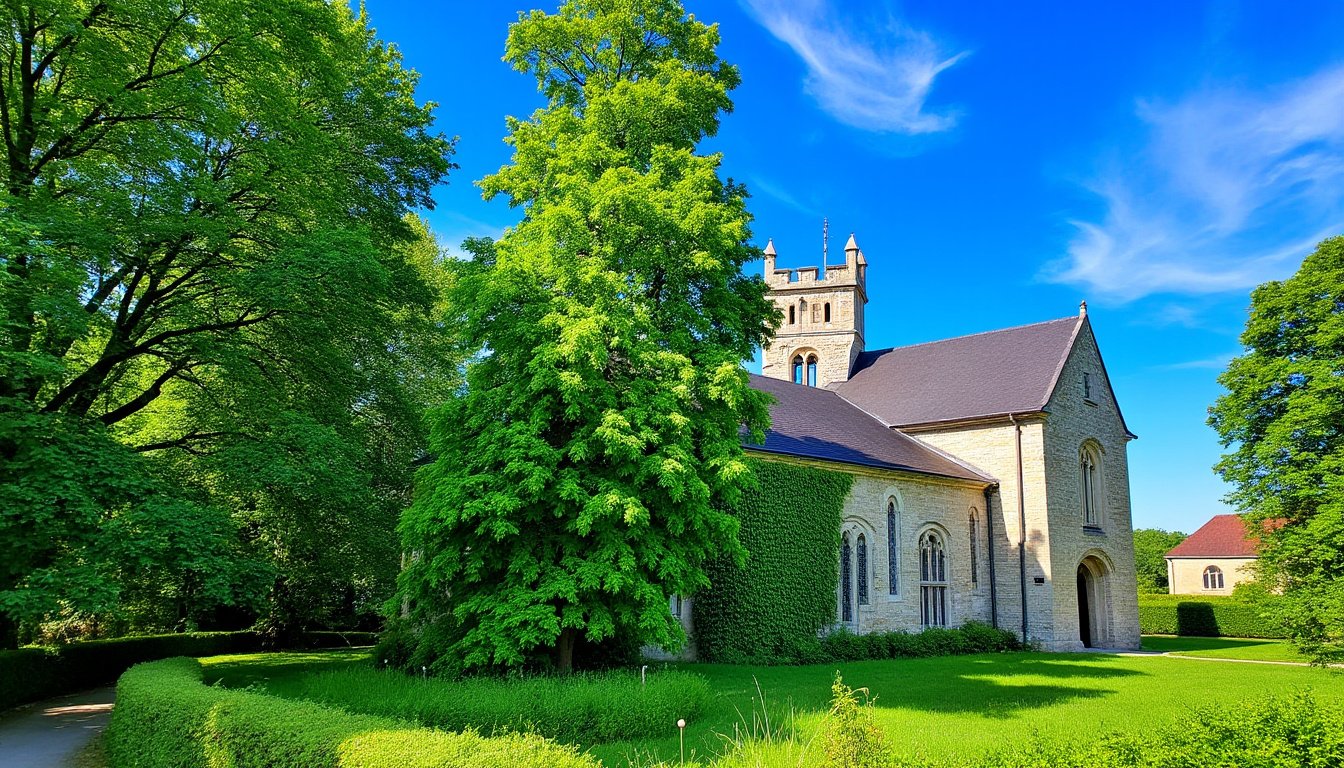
<box><xmin>760</xmin><ymin>236</ymin><xmax>867</xmax><ymax>388</ymax></box>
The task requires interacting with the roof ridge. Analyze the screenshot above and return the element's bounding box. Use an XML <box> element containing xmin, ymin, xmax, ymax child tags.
<box><xmin>860</xmin><ymin>315</ymin><xmax>1079</xmax><ymax>358</ymax></box>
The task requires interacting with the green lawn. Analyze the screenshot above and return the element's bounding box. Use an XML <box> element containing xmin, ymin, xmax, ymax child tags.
<box><xmin>201</xmin><ymin>648</ymin><xmax>1344</xmax><ymax>767</ymax></box>
<box><xmin>1140</xmin><ymin>635</ymin><xmax>1310</xmax><ymax>663</ymax></box>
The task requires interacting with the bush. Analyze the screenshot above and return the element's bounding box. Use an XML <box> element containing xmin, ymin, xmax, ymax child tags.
<box><xmin>281</xmin><ymin>665</ymin><xmax>712</xmax><ymax>744</ymax></box>
<box><xmin>0</xmin><ymin>630</ymin><xmax>375</xmax><ymax>711</ymax></box>
<box><xmin>1137</xmin><ymin>595</ymin><xmax>1287</xmax><ymax>638</ymax></box>
<box><xmin>105</xmin><ymin>657</ymin><xmax>599</xmax><ymax>768</ymax></box>
<box><xmin>815</xmin><ymin>622</ymin><xmax>1020</xmax><ymax>665</ymax></box>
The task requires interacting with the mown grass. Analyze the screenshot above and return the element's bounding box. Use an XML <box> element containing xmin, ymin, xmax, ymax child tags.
<box><xmin>1140</xmin><ymin>634</ymin><xmax>1310</xmax><ymax>662</ymax></box>
<box><xmin>203</xmin><ymin>647</ymin><xmax>1344</xmax><ymax>767</ymax></box>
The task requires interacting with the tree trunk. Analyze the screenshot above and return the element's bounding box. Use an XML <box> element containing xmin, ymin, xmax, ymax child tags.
<box><xmin>556</xmin><ymin>627</ymin><xmax>577</xmax><ymax>674</ymax></box>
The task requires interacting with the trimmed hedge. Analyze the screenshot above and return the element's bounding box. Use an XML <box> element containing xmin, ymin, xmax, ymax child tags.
<box><xmin>106</xmin><ymin>658</ymin><xmax>598</xmax><ymax>768</ymax></box>
<box><xmin>0</xmin><ymin>630</ymin><xmax>376</xmax><ymax>711</ymax></box>
<box><xmin>695</xmin><ymin>459</ymin><xmax>851</xmax><ymax>663</ymax></box>
<box><xmin>1137</xmin><ymin>594</ymin><xmax>1288</xmax><ymax>638</ymax></box>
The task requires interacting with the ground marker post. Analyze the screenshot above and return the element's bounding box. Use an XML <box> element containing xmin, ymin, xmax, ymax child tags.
<box><xmin>677</xmin><ymin>718</ymin><xmax>686</xmax><ymax>764</ymax></box>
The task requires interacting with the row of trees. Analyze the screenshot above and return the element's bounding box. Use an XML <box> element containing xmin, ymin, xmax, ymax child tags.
<box><xmin>0</xmin><ymin>0</ymin><xmax>459</xmax><ymax>646</ymax></box>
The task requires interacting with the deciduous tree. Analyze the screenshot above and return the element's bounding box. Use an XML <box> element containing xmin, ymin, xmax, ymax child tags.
<box><xmin>395</xmin><ymin>0</ymin><xmax>776</xmax><ymax>673</ymax></box>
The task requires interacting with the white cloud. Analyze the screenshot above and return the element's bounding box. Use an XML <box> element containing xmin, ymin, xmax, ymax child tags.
<box><xmin>1045</xmin><ymin>65</ymin><xmax>1344</xmax><ymax>302</ymax></box>
<box><xmin>749</xmin><ymin>174</ymin><xmax>821</xmax><ymax>216</ymax></box>
<box><xmin>1152</xmin><ymin>353</ymin><xmax>1238</xmax><ymax>372</ymax></box>
<box><xmin>741</xmin><ymin>0</ymin><xmax>967</xmax><ymax>134</ymax></box>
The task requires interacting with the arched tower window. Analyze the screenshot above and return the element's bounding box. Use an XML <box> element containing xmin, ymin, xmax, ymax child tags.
<box><xmin>788</xmin><ymin>305</ymin><xmax>795</xmax><ymax>325</ymax></box>
<box><xmin>887</xmin><ymin>498</ymin><xmax>899</xmax><ymax>595</ymax></box>
<box><xmin>806</xmin><ymin>355</ymin><xmax>818</xmax><ymax>387</ymax></box>
<box><xmin>857</xmin><ymin>534</ymin><xmax>869</xmax><ymax>605</ymax></box>
<box><xmin>840</xmin><ymin>532</ymin><xmax>853</xmax><ymax>623</ymax></box>
<box><xmin>919</xmin><ymin>529</ymin><xmax>947</xmax><ymax>627</ymax></box>
<box><xmin>968</xmin><ymin>509</ymin><xmax>980</xmax><ymax>586</ymax></box>
<box><xmin>824</xmin><ymin>302</ymin><xmax>831</xmax><ymax>323</ymax></box>
<box><xmin>1080</xmin><ymin>443</ymin><xmax>1102</xmax><ymax>526</ymax></box>
<box><xmin>792</xmin><ymin>355</ymin><xmax>804</xmax><ymax>385</ymax></box>
<box><xmin>1203</xmin><ymin>565</ymin><xmax>1224</xmax><ymax>590</ymax></box>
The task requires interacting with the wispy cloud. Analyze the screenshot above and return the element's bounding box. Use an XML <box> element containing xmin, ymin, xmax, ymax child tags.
<box><xmin>1152</xmin><ymin>353</ymin><xmax>1239</xmax><ymax>372</ymax></box>
<box><xmin>749</xmin><ymin>175</ymin><xmax>822</xmax><ymax>216</ymax></box>
<box><xmin>1045</xmin><ymin>65</ymin><xmax>1344</xmax><ymax>302</ymax></box>
<box><xmin>740</xmin><ymin>0</ymin><xmax>967</xmax><ymax>134</ymax></box>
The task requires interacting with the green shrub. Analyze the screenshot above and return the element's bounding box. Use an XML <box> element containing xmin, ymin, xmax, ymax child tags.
<box><xmin>281</xmin><ymin>665</ymin><xmax>711</xmax><ymax>744</ymax></box>
<box><xmin>105</xmin><ymin>657</ymin><xmax>599</xmax><ymax>768</ymax></box>
<box><xmin>1137</xmin><ymin>595</ymin><xmax>1287</xmax><ymax>638</ymax></box>
<box><xmin>814</xmin><ymin>623</ymin><xmax>1020</xmax><ymax>665</ymax></box>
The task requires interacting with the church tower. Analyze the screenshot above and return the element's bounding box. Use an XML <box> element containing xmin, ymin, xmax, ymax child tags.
<box><xmin>761</xmin><ymin>233</ymin><xmax>867</xmax><ymax>388</ymax></box>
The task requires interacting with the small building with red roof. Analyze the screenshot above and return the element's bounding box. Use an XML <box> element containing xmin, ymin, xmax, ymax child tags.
<box><xmin>1164</xmin><ymin>514</ymin><xmax>1263</xmax><ymax>595</ymax></box>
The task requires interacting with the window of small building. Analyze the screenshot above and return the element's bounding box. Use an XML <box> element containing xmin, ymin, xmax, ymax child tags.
<box><xmin>919</xmin><ymin>529</ymin><xmax>948</xmax><ymax>628</ymax></box>
<box><xmin>1203</xmin><ymin>565</ymin><xmax>1224</xmax><ymax>590</ymax></box>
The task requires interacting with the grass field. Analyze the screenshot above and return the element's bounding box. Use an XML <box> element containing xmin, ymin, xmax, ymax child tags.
<box><xmin>201</xmin><ymin>646</ymin><xmax>1344</xmax><ymax>766</ymax></box>
<box><xmin>1139</xmin><ymin>635</ymin><xmax>1310</xmax><ymax>663</ymax></box>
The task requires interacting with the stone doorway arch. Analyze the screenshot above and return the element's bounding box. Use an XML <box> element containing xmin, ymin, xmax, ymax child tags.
<box><xmin>1076</xmin><ymin>554</ymin><xmax>1112</xmax><ymax>648</ymax></box>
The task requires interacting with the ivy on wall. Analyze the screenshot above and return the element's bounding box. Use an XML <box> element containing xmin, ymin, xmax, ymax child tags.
<box><xmin>694</xmin><ymin>459</ymin><xmax>852</xmax><ymax>663</ymax></box>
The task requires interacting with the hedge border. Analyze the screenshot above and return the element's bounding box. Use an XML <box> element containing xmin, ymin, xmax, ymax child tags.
<box><xmin>1137</xmin><ymin>595</ymin><xmax>1287</xmax><ymax>638</ymax></box>
<box><xmin>105</xmin><ymin>657</ymin><xmax>597</xmax><ymax>768</ymax></box>
<box><xmin>0</xmin><ymin>630</ymin><xmax>377</xmax><ymax>711</ymax></box>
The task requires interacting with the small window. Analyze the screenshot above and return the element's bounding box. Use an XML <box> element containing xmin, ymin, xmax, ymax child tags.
<box><xmin>792</xmin><ymin>355</ymin><xmax>804</xmax><ymax>385</ymax></box>
<box><xmin>670</xmin><ymin>595</ymin><xmax>683</xmax><ymax>618</ymax></box>
<box><xmin>806</xmin><ymin>355</ymin><xmax>818</xmax><ymax>387</ymax></box>
<box><xmin>1083</xmin><ymin>372</ymin><xmax>1093</xmax><ymax>400</ymax></box>
<box><xmin>1080</xmin><ymin>443</ymin><xmax>1102</xmax><ymax>526</ymax></box>
<box><xmin>857</xmin><ymin>534</ymin><xmax>869</xmax><ymax>605</ymax></box>
<box><xmin>1203</xmin><ymin>566</ymin><xmax>1224</xmax><ymax>590</ymax></box>
<box><xmin>788</xmin><ymin>305</ymin><xmax>795</xmax><ymax>324</ymax></box>
<box><xmin>968</xmin><ymin>509</ymin><xmax>979</xmax><ymax>586</ymax></box>
<box><xmin>824</xmin><ymin>303</ymin><xmax>831</xmax><ymax>323</ymax></box>
<box><xmin>840</xmin><ymin>533</ymin><xmax>853</xmax><ymax>623</ymax></box>
<box><xmin>887</xmin><ymin>498</ymin><xmax>900</xmax><ymax>596</ymax></box>
<box><xmin>812</xmin><ymin>303</ymin><xmax>821</xmax><ymax>323</ymax></box>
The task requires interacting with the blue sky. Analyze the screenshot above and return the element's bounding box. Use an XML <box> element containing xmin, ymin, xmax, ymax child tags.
<box><xmin>362</xmin><ymin>1</ymin><xmax>1344</xmax><ymax>534</ymax></box>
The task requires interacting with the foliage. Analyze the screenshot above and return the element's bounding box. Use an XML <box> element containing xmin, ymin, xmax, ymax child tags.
<box><xmin>1209</xmin><ymin>236</ymin><xmax>1344</xmax><ymax>663</ymax></box>
<box><xmin>820</xmin><ymin>674</ymin><xmax>888</xmax><ymax>768</ymax></box>
<box><xmin>1136</xmin><ymin>594</ymin><xmax>1287</xmax><ymax>638</ymax></box>
<box><xmin>695</xmin><ymin>460</ymin><xmax>850</xmax><ymax>663</ymax></box>
<box><xmin>269</xmin><ymin>665</ymin><xmax>710</xmax><ymax>745</ymax></box>
<box><xmin>105</xmin><ymin>657</ymin><xmax>599</xmax><ymax>768</ymax></box>
<box><xmin>395</xmin><ymin>0</ymin><xmax>776</xmax><ymax>673</ymax></box>
<box><xmin>1131</xmin><ymin>529</ymin><xmax>1186</xmax><ymax>593</ymax></box>
<box><xmin>0</xmin><ymin>0</ymin><xmax>456</xmax><ymax>645</ymax></box>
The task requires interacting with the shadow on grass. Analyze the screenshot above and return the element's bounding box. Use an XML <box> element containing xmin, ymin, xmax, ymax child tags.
<box><xmin>1141</xmin><ymin>636</ymin><xmax>1276</xmax><ymax>653</ymax></box>
<box><xmin>202</xmin><ymin>649</ymin><xmax>372</xmax><ymax>689</ymax></box>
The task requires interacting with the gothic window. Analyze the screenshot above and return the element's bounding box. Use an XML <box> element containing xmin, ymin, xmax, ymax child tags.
<box><xmin>840</xmin><ymin>532</ymin><xmax>853</xmax><ymax>623</ymax></box>
<box><xmin>887</xmin><ymin>498</ymin><xmax>899</xmax><ymax>595</ymax></box>
<box><xmin>670</xmin><ymin>595</ymin><xmax>683</xmax><ymax>617</ymax></box>
<box><xmin>919</xmin><ymin>529</ymin><xmax>947</xmax><ymax>628</ymax></box>
<box><xmin>798</xmin><ymin>300</ymin><xmax>807</xmax><ymax>324</ymax></box>
<box><xmin>788</xmin><ymin>305</ymin><xmax>795</xmax><ymax>325</ymax></box>
<box><xmin>1203</xmin><ymin>566</ymin><xmax>1224</xmax><ymax>590</ymax></box>
<box><xmin>857</xmin><ymin>534</ymin><xmax>869</xmax><ymax>605</ymax></box>
<box><xmin>824</xmin><ymin>302</ymin><xmax>832</xmax><ymax>323</ymax></box>
<box><xmin>792</xmin><ymin>355</ymin><xmax>804</xmax><ymax>385</ymax></box>
<box><xmin>1081</xmin><ymin>443</ymin><xmax>1102</xmax><ymax>526</ymax></box>
<box><xmin>968</xmin><ymin>509</ymin><xmax>980</xmax><ymax>586</ymax></box>
<box><xmin>806</xmin><ymin>355</ymin><xmax>818</xmax><ymax>387</ymax></box>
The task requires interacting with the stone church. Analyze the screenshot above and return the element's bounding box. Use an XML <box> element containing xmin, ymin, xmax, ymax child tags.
<box><xmin>676</xmin><ymin>234</ymin><xmax>1141</xmax><ymax>653</ymax></box>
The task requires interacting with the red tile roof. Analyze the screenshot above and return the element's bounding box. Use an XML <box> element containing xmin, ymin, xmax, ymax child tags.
<box><xmin>834</xmin><ymin>317</ymin><xmax>1084</xmax><ymax>427</ymax></box>
<box><xmin>1166</xmin><ymin>514</ymin><xmax>1266</xmax><ymax>558</ymax></box>
<box><xmin>746</xmin><ymin>374</ymin><xmax>992</xmax><ymax>483</ymax></box>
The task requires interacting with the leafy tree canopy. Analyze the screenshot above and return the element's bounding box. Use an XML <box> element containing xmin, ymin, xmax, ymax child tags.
<box><xmin>1131</xmin><ymin>528</ymin><xmax>1187</xmax><ymax>593</ymax></box>
<box><xmin>395</xmin><ymin>0</ymin><xmax>776</xmax><ymax>673</ymax></box>
<box><xmin>1209</xmin><ymin>235</ymin><xmax>1344</xmax><ymax>663</ymax></box>
<box><xmin>0</xmin><ymin>0</ymin><xmax>455</xmax><ymax>645</ymax></box>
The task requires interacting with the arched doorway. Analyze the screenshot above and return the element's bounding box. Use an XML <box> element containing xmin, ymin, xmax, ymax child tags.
<box><xmin>1076</xmin><ymin>555</ymin><xmax>1111</xmax><ymax>648</ymax></box>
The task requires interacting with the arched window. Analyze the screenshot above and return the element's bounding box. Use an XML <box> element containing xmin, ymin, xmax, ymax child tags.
<box><xmin>840</xmin><ymin>532</ymin><xmax>853</xmax><ymax>623</ymax></box>
<box><xmin>1203</xmin><ymin>565</ymin><xmax>1224</xmax><ymax>590</ymax></box>
<box><xmin>887</xmin><ymin>498</ymin><xmax>900</xmax><ymax>595</ymax></box>
<box><xmin>788</xmin><ymin>305</ymin><xmax>795</xmax><ymax>324</ymax></box>
<box><xmin>1080</xmin><ymin>443</ymin><xmax>1102</xmax><ymax>526</ymax></box>
<box><xmin>919</xmin><ymin>530</ymin><xmax>947</xmax><ymax>628</ymax></box>
<box><xmin>968</xmin><ymin>509</ymin><xmax>980</xmax><ymax>586</ymax></box>
<box><xmin>798</xmin><ymin>300</ymin><xmax>807</xmax><ymax>324</ymax></box>
<box><xmin>792</xmin><ymin>355</ymin><xmax>804</xmax><ymax>385</ymax></box>
<box><xmin>857</xmin><ymin>534</ymin><xmax>869</xmax><ymax>605</ymax></box>
<box><xmin>806</xmin><ymin>355</ymin><xmax>818</xmax><ymax>387</ymax></box>
<box><xmin>824</xmin><ymin>303</ymin><xmax>831</xmax><ymax>323</ymax></box>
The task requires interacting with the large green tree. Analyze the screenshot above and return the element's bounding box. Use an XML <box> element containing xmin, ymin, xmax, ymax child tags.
<box><xmin>0</xmin><ymin>0</ymin><xmax>455</xmax><ymax>645</ymax></box>
<box><xmin>1132</xmin><ymin>528</ymin><xmax>1186</xmax><ymax>593</ymax></box>
<box><xmin>396</xmin><ymin>0</ymin><xmax>776</xmax><ymax>673</ymax></box>
<box><xmin>1209</xmin><ymin>235</ymin><xmax>1344</xmax><ymax>663</ymax></box>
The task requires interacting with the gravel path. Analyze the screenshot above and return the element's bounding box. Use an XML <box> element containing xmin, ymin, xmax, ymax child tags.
<box><xmin>0</xmin><ymin>687</ymin><xmax>115</xmax><ymax>767</ymax></box>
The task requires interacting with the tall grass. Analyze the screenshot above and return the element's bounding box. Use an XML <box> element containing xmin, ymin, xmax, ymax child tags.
<box><xmin>277</xmin><ymin>666</ymin><xmax>711</xmax><ymax>744</ymax></box>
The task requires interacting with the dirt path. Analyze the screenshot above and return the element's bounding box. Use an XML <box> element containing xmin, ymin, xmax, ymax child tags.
<box><xmin>0</xmin><ymin>687</ymin><xmax>115</xmax><ymax>767</ymax></box>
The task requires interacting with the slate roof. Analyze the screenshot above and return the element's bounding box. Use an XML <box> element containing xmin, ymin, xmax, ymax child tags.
<box><xmin>745</xmin><ymin>374</ymin><xmax>991</xmax><ymax>483</ymax></box>
<box><xmin>834</xmin><ymin>316</ymin><xmax>1084</xmax><ymax>428</ymax></box>
<box><xmin>1166</xmin><ymin>514</ymin><xmax>1273</xmax><ymax>558</ymax></box>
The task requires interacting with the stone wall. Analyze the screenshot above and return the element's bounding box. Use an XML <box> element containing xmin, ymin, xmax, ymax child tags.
<box><xmin>760</xmin><ymin>245</ymin><xmax>866</xmax><ymax>388</ymax></box>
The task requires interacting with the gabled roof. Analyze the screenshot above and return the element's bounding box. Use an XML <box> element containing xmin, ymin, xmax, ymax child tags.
<box><xmin>1166</xmin><ymin>514</ymin><xmax>1267</xmax><ymax>558</ymax></box>
<box><xmin>833</xmin><ymin>316</ymin><xmax>1084</xmax><ymax>428</ymax></box>
<box><xmin>745</xmin><ymin>374</ymin><xmax>991</xmax><ymax>483</ymax></box>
